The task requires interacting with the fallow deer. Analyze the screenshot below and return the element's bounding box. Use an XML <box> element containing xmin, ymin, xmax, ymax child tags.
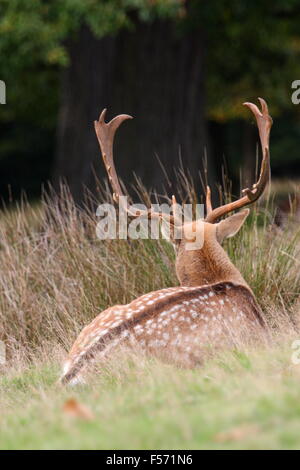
<box><xmin>60</xmin><ymin>98</ymin><xmax>272</xmax><ymax>385</ymax></box>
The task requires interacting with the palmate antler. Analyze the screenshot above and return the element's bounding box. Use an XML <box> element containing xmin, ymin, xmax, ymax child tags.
<box><xmin>94</xmin><ymin>109</ymin><xmax>178</xmax><ymax>225</ymax></box>
<box><xmin>205</xmin><ymin>98</ymin><xmax>272</xmax><ymax>222</ymax></box>
<box><xmin>95</xmin><ymin>98</ymin><xmax>272</xmax><ymax>226</ymax></box>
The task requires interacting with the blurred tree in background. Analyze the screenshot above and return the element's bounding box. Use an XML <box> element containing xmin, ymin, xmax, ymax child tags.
<box><xmin>0</xmin><ymin>0</ymin><xmax>300</xmax><ymax>205</ymax></box>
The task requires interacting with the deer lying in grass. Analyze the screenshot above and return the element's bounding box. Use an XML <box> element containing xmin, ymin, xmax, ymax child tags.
<box><xmin>60</xmin><ymin>98</ymin><xmax>272</xmax><ymax>385</ymax></box>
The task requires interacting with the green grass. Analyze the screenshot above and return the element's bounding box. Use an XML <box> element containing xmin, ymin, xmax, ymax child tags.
<box><xmin>1</xmin><ymin>339</ymin><xmax>300</xmax><ymax>450</ymax></box>
<box><xmin>0</xmin><ymin>182</ymin><xmax>299</xmax><ymax>449</ymax></box>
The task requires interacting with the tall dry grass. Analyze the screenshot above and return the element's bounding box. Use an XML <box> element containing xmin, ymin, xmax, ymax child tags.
<box><xmin>0</xmin><ymin>181</ymin><xmax>299</xmax><ymax>364</ymax></box>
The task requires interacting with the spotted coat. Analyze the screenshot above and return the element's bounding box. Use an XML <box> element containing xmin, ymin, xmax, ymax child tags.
<box><xmin>61</xmin><ymin>282</ymin><xmax>264</xmax><ymax>384</ymax></box>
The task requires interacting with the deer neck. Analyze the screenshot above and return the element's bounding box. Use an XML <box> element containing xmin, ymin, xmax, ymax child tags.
<box><xmin>175</xmin><ymin>236</ymin><xmax>249</xmax><ymax>289</ymax></box>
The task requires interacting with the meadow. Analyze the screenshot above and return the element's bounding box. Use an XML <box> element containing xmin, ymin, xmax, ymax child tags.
<box><xmin>0</xmin><ymin>182</ymin><xmax>299</xmax><ymax>450</ymax></box>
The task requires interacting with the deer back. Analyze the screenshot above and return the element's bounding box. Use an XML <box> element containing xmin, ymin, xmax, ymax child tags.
<box><xmin>61</xmin><ymin>282</ymin><xmax>264</xmax><ymax>384</ymax></box>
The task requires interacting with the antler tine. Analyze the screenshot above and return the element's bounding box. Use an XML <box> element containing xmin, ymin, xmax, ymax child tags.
<box><xmin>94</xmin><ymin>109</ymin><xmax>178</xmax><ymax>225</ymax></box>
<box><xmin>205</xmin><ymin>98</ymin><xmax>272</xmax><ymax>223</ymax></box>
<box><xmin>94</xmin><ymin>109</ymin><xmax>132</xmax><ymax>204</ymax></box>
<box><xmin>206</xmin><ymin>185</ymin><xmax>213</xmax><ymax>215</ymax></box>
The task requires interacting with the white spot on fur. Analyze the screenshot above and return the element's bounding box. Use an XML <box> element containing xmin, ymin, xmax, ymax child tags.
<box><xmin>68</xmin><ymin>375</ymin><xmax>86</xmax><ymax>387</ymax></box>
<box><xmin>62</xmin><ymin>360</ymin><xmax>71</xmax><ymax>376</ymax></box>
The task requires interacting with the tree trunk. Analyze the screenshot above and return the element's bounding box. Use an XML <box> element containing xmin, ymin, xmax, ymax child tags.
<box><xmin>53</xmin><ymin>21</ymin><xmax>209</xmax><ymax>206</ymax></box>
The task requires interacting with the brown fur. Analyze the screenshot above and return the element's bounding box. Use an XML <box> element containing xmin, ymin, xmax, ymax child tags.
<box><xmin>175</xmin><ymin>222</ymin><xmax>248</xmax><ymax>288</ymax></box>
<box><xmin>61</xmin><ymin>214</ymin><xmax>264</xmax><ymax>385</ymax></box>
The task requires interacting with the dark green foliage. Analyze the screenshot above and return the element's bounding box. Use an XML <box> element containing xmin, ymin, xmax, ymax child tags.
<box><xmin>0</xmin><ymin>0</ymin><xmax>300</xmax><ymax>200</ymax></box>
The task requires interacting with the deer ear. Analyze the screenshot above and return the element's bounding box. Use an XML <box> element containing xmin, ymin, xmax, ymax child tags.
<box><xmin>216</xmin><ymin>209</ymin><xmax>250</xmax><ymax>243</ymax></box>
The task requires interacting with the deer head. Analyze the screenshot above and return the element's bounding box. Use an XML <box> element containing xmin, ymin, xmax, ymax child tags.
<box><xmin>94</xmin><ymin>98</ymin><xmax>272</xmax><ymax>289</ymax></box>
